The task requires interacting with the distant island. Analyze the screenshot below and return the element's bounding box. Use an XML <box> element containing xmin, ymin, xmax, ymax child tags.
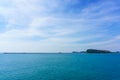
<box><xmin>86</xmin><ymin>49</ymin><xmax>111</xmax><ymax>53</ymax></box>
<box><xmin>72</xmin><ymin>49</ymin><xmax>119</xmax><ymax>54</ymax></box>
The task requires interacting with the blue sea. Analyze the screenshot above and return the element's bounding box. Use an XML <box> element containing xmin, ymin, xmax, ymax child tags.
<box><xmin>0</xmin><ymin>53</ymin><xmax>120</xmax><ymax>80</ymax></box>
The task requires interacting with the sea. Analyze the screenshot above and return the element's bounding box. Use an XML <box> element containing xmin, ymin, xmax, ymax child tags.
<box><xmin>0</xmin><ymin>53</ymin><xmax>120</xmax><ymax>80</ymax></box>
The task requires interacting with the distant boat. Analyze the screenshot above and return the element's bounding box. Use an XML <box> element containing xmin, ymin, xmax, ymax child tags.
<box><xmin>72</xmin><ymin>51</ymin><xmax>80</xmax><ymax>53</ymax></box>
<box><xmin>58</xmin><ymin>52</ymin><xmax>62</xmax><ymax>54</ymax></box>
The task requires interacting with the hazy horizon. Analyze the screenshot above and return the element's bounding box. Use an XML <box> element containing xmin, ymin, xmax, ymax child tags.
<box><xmin>0</xmin><ymin>0</ymin><xmax>120</xmax><ymax>52</ymax></box>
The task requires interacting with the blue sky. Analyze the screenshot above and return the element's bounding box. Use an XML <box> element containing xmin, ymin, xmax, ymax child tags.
<box><xmin>0</xmin><ymin>0</ymin><xmax>120</xmax><ymax>52</ymax></box>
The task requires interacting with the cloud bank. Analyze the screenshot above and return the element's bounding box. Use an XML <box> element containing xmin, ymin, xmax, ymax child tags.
<box><xmin>0</xmin><ymin>0</ymin><xmax>120</xmax><ymax>52</ymax></box>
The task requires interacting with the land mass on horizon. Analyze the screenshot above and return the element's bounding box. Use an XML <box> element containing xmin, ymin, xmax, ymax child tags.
<box><xmin>3</xmin><ymin>49</ymin><xmax>120</xmax><ymax>54</ymax></box>
<box><xmin>73</xmin><ymin>49</ymin><xmax>119</xmax><ymax>53</ymax></box>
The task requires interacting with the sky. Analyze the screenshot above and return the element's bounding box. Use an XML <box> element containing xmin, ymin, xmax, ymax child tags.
<box><xmin>0</xmin><ymin>0</ymin><xmax>120</xmax><ymax>52</ymax></box>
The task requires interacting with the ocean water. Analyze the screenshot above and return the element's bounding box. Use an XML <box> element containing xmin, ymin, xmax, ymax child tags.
<box><xmin>0</xmin><ymin>53</ymin><xmax>120</xmax><ymax>80</ymax></box>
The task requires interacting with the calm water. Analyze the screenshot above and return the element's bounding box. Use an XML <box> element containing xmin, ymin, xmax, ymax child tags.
<box><xmin>0</xmin><ymin>53</ymin><xmax>120</xmax><ymax>80</ymax></box>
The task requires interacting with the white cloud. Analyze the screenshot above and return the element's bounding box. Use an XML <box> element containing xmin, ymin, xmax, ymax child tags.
<box><xmin>0</xmin><ymin>0</ymin><xmax>119</xmax><ymax>52</ymax></box>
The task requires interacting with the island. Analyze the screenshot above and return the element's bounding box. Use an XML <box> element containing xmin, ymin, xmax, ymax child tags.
<box><xmin>86</xmin><ymin>49</ymin><xmax>112</xmax><ymax>53</ymax></box>
<box><xmin>72</xmin><ymin>49</ymin><xmax>115</xmax><ymax>54</ymax></box>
